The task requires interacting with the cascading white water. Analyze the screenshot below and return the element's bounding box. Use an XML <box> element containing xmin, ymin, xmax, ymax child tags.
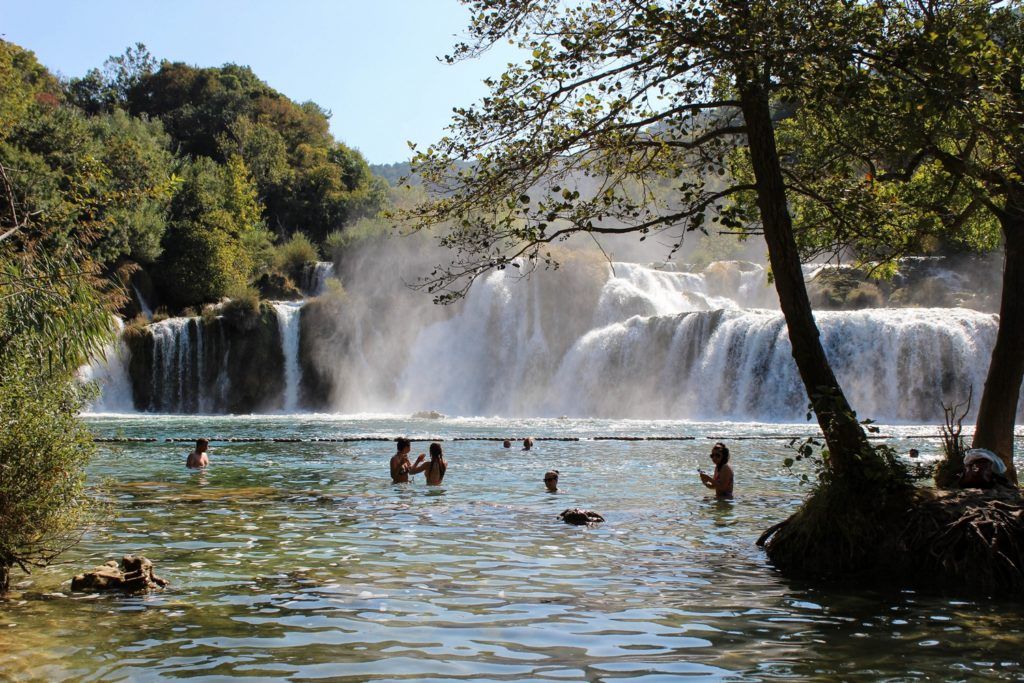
<box><xmin>133</xmin><ymin>284</ymin><xmax>153</xmax><ymax>320</ymax></box>
<box><xmin>99</xmin><ymin>257</ymin><xmax>1015</xmax><ymax>421</ymax></box>
<box><xmin>79</xmin><ymin>318</ymin><xmax>134</xmax><ymax>412</ymax></box>
<box><xmin>543</xmin><ymin>307</ymin><xmax>997</xmax><ymax>421</ymax></box>
<box><xmin>272</xmin><ymin>302</ymin><xmax>303</xmax><ymax>412</ymax></box>
<box><xmin>307</xmin><ymin>262</ymin><xmax>336</xmax><ymax>295</ymax></box>
<box><xmin>150</xmin><ymin>317</ymin><xmax>197</xmax><ymax>412</ymax></box>
<box><xmin>393</xmin><ymin>260</ymin><xmax>1009</xmax><ymax>421</ymax></box>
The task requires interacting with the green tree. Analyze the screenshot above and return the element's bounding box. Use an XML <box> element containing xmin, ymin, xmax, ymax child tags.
<box><xmin>66</xmin><ymin>43</ymin><xmax>156</xmax><ymax>115</ymax></box>
<box><xmin>0</xmin><ymin>156</ymin><xmax>114</xmax><ymax>592</ymax></box>
<box><xmin>410</xmin><ymin>0</ymin><xmax>882</xmax><ymax>472</ymax></box>
<box><xmin>155</xmin><ymin>156</ymin><xmax>269</xmax><ymax>308</ymax></box>
<box><xmin>764</xmin><ymin>0</ymin><xmax>1022</xmax><ymax>480</ymax></box>
<box><xmin>129</xmin><ymin>60</ymin><xmax>386</xmax><ymax>242</ymax></box>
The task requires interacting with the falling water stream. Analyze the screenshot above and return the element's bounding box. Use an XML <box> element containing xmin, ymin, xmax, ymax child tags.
<box><xmin>273</xmin><ymin>301</ymin><xmax>303</xmax><ymax>413</ymax></box>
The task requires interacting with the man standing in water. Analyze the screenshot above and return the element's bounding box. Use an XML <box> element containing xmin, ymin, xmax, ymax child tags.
<box><xmin>424</xmin><ymin>442</ymin><xmax>448</xmax><ymax>485</ymax></box>
<box><xmin>186</xmin><ymin>438</ymin><xmax>210</xmax><ymax>469</ymax></box>
<box><xmin>699</xmin><ymin>442</ymin><xmax>733</xmax><ymax>498</ymax></box>
<box><xmin>390</xmin><ymin>438</ymin><xmax>427</xmax><ymax>484</ymax></box>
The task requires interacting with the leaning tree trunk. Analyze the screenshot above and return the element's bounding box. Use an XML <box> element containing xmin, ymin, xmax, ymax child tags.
<box><xmin>0</xmin><ymin>564</ymin><xmax>9</xmax><ymax>595</ymax></box>
<box><xmin>972</xmin><ymin>190</ymin><xmax>1024</xmax><ymax>485</ymax></box>
<box><xmin>737</xmin><ymin>76</ymin><xmax>873</xmax><ymax>473</ymax></box>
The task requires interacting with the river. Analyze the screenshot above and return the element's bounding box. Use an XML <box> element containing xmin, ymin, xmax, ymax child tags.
<box><xmin>1</xmin><ymin>414</ymin><xmax>1021</xmax><ymax>680</ymax></box>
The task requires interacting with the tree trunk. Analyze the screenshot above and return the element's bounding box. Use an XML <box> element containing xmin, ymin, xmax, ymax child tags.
<box><xmin>972</xmin><ymin>190</ymin><xmax>1024</xmax><ymax>485</ymax></box>
<box><xmin>0</xmin><ymin>564</ymin><xmax>9</xmax><ymax>595</ymax></box>
<box><xmin>738</xmin><ymin>77</ymin><xmax>873</xmax><ymax>473</ymax></box>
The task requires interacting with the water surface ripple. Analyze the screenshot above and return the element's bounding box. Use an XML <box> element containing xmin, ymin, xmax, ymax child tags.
<box><xmin>1</xmin><ymin>415</ymin><xmax>1022</xmax><ymax>681</ymax></box>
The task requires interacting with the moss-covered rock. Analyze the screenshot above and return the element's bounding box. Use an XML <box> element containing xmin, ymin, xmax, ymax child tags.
<box><xmin>255</xmin><ymin>272</ymin><xmax>303</xmax><ymax>301</ymax></box>
<box><xmin>220</xmin><ymin>302</ymin><xmax>285</xmax><ymax>413</ymax></box>
<box><xmin>123</xmin><ymin>323</ymin><xmax>154</xmax><ymax>410</ymax></box>
<box><xmin>298</xmin><ymin>295</ymin><xmax>345</xmax><ymax>410</ymax></box>
<box><xmin>807</xmin><ymin>269</ymin><xmax>886</xmax><ymax>310</ymax></box>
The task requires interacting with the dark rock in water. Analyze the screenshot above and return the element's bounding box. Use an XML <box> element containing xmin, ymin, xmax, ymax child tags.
<box><xmin>71</xmin><ymin>555</ymin><xmax>168</xmax><ymax>593</ymax></box>
<box><xmin>412</xmin><ymin>410</ymin><xmax>446</xmax><ymax>419</ymax></box>
<box><xmin>559</xmin><ymin>508</ymin><xmax>605</xmax><ymax>525</ymax></box>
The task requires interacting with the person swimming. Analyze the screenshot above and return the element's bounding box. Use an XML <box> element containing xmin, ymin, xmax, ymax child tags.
<box><xmin>544</xmin><ymin>469</ymin><xmax>559</xmax><ymax>492</ymax></box>
<box><xmin>424</xmin><ymin>442</ymin><xmax>448</xmax><ymax>485</ymax></box>
<box><xmin>186</xmin><ymin>438</ymin><xmax>210</xmax><ymax>469</ymax></box>
<box><xmin>699</xmin><ymin>442</ymin><xmax>733</xmax><ymax>498</ymax></box>
<box><xmin>522</xmin><ymin>437</ymin><xmax>534</xmax><ymax>451</ymax></box>
<box><xmin>390</xmin><ymin>438</ymin><xmax>427</xmax><ymax>484</ymax></box>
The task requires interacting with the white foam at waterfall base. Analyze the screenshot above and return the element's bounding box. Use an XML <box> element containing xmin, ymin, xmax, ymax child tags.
<box><xmin>273</xmin><ymin>301</ymin><xmax>303</xmax><ymax>412</ymax></box>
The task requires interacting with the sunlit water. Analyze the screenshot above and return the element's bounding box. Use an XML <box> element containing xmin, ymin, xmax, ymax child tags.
<box><xmin>2</xmin><ymin>415</ymin><xmax>1023</xmax><ymax>681</ymax></box>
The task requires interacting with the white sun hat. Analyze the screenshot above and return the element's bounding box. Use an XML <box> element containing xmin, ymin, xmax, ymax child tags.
<box><xmin>963</xmin><ymin>448</ymin><xmax>1007</xmax><ymax>475</ymax></box>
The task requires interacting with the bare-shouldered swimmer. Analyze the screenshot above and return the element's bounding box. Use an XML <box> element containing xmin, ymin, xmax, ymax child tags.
<box><xmin>390</xmin><ymin>438</ymin><xmax>427</xmax><ymax>484</ymax></box>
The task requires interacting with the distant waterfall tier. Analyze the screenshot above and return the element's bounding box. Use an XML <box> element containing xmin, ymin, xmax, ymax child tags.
<box><xmin>301</xmin><ymin>261</ymin><xmax>336</xmax><ymax>296</ymax></box>
<box><xmin>542</xmin><ymin>308</ymin><xmax>1000</xmax><ymax>421</ymax></box>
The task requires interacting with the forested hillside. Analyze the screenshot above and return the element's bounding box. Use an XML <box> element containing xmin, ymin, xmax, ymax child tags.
<box><xmin>0</xmin><ymin>41</ymin><xmax>388</xmax><ymax>312</ymax></box>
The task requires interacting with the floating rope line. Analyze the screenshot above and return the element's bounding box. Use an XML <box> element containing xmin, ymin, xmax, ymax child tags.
<box><xmin>91</xmin><ymin>433</ymin><xmax>957</xmax><ymax>444</ymax></box>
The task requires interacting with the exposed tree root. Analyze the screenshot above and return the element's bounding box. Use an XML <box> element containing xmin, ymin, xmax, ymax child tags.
<box><xmin>760</xmin><ymin>485</ymin><xmax>1024</xmax><ymax>596</ymax></box>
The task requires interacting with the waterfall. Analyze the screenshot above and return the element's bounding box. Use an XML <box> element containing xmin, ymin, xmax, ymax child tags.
<box><xmin>151</xmin><ymin>317</ymin><xmax>195</xmax><ymax>412</ymax></box>
<box><xmin>273</xmin><ymin>302</ymin><xmax>303</xmax><ymax>412</ymax></box>
<box><xmin>79</xmin><ymin>318</ymin><xmax>134</xmax><ymax>412</ymax></box>
<box><xmin>541</xmin><ymin>307</ymin><xmax>997</xmax><ymax>421</ymax></box>
<box><xmin>106</xmin><ymin>257</ymin><xmax>1016</xmax><ymax>422</ymax></box>
<box><xmin>133</xmin><ymin>284</ymin><xmax>153</xmax><ymax>320</ymax></box>
<box><xmin>304</xmin><ymin>262</ymin><xmax>336</xmax><ymax>296</ymax></box>
<box><xmin>390</xmin><ymin>260</ymin><xmax>1009</xmax><ymax>421</ymax></box>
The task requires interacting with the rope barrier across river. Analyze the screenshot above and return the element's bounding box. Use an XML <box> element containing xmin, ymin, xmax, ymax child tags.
<box><xmin>92</xmin><ymin>434</ymin><xmax>951</xmax><ymax>444</ymax></box>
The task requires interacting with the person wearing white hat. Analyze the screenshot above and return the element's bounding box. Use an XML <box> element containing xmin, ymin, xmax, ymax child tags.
<box><xmin>959</xmin><ymin>448</ymin><xmax>1009</xmax><ymax>489</ymax></box>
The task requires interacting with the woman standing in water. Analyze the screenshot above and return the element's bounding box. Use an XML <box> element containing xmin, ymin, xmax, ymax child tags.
<box><xmin>699</xmin><ymin>442</ymin><xmax>733</xmax><ymax>498</ymax></box>
<box><xmin>424</xmin><ymin>442</ymin><xmax>448</xmax><ymax>486</ymax></box>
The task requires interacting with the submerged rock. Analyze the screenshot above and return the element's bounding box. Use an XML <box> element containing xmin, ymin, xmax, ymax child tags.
<box><xmin>412</xmin><ymin>410</ymin><xmax>446</xmax><ymax>420</ymax></box>
<box><xmin>70</xmin><ymin>555</ymin><xmax>168</xmax><ymax>593</ymax></box>
<box><xmin>559</xmin><ymin>508</ymin><xmax>605</xmax><ymax>525</ymax></box>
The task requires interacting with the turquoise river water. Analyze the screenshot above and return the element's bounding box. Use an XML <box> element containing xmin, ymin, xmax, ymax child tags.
<box><xmin>1</xmin><ymin>414</ymin><xmax>1022</xmax><ymax>681</ymax></box>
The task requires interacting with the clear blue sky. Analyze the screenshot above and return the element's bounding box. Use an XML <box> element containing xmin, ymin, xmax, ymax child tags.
<box><xmin>0</xmin><ymin>0</ymin><xmax>517</xmax><ymax>164</ymax></box>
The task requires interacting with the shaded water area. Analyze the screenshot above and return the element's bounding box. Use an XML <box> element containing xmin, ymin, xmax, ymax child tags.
<box><xmin>3</xmin><ymin>415</ymin><xmax>1024</xmax><ymax>681</ymax></box>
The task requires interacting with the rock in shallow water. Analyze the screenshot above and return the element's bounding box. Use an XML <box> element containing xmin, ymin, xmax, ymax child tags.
<box><xmin>559</xmin><ymin>508</ymin><xmax>605</xmax><ymax>525</ymax></box>
<box><xmin>70</xmin><ymin>555</ymin><xmax>168</xmax><ymax>593</ymax></box>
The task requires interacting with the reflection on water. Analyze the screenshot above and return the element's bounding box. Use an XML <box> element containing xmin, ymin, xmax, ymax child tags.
<box><xmin>1</xmin><ymin>415</ymin><xmax>1022</xmax><ymax>680</ymax></box>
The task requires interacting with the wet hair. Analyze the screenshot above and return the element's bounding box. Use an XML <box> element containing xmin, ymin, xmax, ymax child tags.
<box><xmin>503</xmin><ymin>440</ymin><xmax>511</xmax><ymax>448</ymax></box>
<box><xmin>523</xmin><ymin>437</ymin><xmax>534</xmax><ymax>450</ymax></box>
<box><xmin>714</xmin><ymin>442</ymin><xmax>730</xmax><ymax>472</ymax></box>
<box><xmin>429</xmin><ymin>442</ymin><xmax>443</xmax><ymax>458</ymax></box>
<box><xmin>196</xmin><ymin>438</ymin><xmax>209</xmax><ymax>449</ymax></box>
<box><xmin>395</xmin><ymin>437</ymin><xmax>411</xmax><ymax>452</ymax></box>
<box><xmin>544</xmin><ymin>470</ymin><xmax>559</xmax><ymax>481</ymax></box>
